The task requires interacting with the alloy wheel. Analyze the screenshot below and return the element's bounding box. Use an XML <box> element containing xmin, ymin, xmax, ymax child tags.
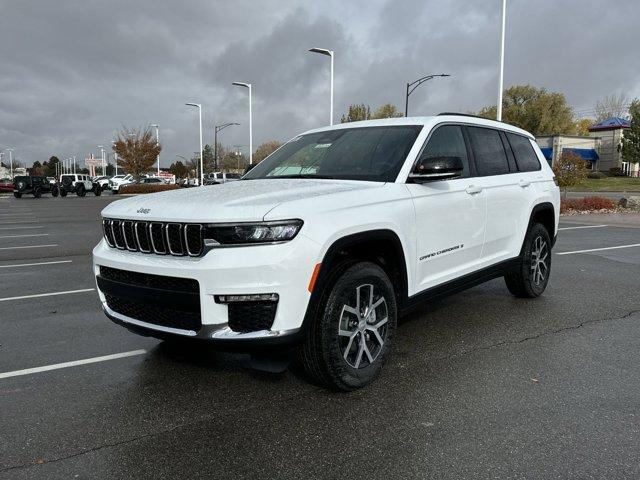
<box><xmin>338</xmin><ymin>283</ymin><xmax>389</xmax><ymax>369</ymax></box>
<box><xmin>530</xmin><ymin>235</ymin><xmax>549</xmax><ymax>286</ymax></box>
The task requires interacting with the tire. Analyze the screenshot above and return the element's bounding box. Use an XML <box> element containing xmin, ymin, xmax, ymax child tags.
<box><xmin>60</xmin><ymin>189</ymin><xmax>67</xmax><ymax>197</ymax></box>
<box><xmin>33</xmin><ymin>187</ymin><xmax>41</xmax><ymax>198</ymax></box>
<box><xmin>94</xmin><ymin>185</ymin><xmax>102</xmax><ymax>196</ymax></box>
<box><xmin>505</xmin><ymin>223</ymin><xmax>552</xmax><ymax>298</ymax></box>
<box><xmin>298</xmin><ymin>261</ymin><xmax>397</xmax><ymax>391</ymax></box>
<box><xmin>51</xmin><ymin>185</ymin><xmax>59</xmax><ymax>197</ymax></box>
<box><xmin>76</xmin><ymin>185</ymin><xmax>85</xmax><ymax>197</ymax></box>
<box><xmin>13</xmin><ymin>192</ymin><xmax>22</xmax><ymax>198</ymax></box>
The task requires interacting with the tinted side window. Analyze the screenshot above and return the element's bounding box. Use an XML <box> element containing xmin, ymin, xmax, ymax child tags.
<box><xmin>467</xmin><ymin>127</ymin><xmax>509</xmax><ymax>176</ymax></box>
<box><xmin>506</xmin><ymin>133</ymin><xmax>541</xmax><ymax>172</ymax></box>
<box><xmin>420</xmin><ymin>125</ymin><xmax>470</xmax><ymax>178</ymax></box>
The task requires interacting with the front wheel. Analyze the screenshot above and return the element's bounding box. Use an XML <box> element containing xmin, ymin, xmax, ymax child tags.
<box><xmin>33</xmin><ymin>187</ymin><xmax>41</xmax><ymax>198</ymax></box>
<box><xmin>60</xmin><ymin>189</ymin><xmax>67</xmax><ymax>197</ymax></box>
<box><xmin>94</xmin><ymin>185</ymin><xmax>102</xmax><ymax>196</ymax></box>
<box><xmin>505</xmin><ymin>223</ymin><xmax>552</xmax><ymax>298</ymax></box>
<box><xmin>76</xmin><ymin>185</ymin><xmax>85</xmax><ymax>197</ymax></box>
<box><xmin>298</xmin><ymin>262</ymin><xmax>397</xmax><ymax>391</ymax></box>
<box><xmin>51</xmin><ymin>185</ymin><xmax>59</xmax><ymax>197</ymax></box>
<box><xmin>13</xmin><ymin>191</ymin><xmax>22</xmax><ymax>198</ymax></box>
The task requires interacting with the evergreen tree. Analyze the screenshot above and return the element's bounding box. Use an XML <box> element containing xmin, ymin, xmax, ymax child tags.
<box><xmin>622</xmin><ymin>99</ymin><xmax>640</xmax><ymax>166</ymax></box>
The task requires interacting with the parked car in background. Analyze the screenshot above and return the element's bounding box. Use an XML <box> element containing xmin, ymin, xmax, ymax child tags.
<box><xmin>93</xmin><ymin>176</ymin><xmax>111</xmax><ymax>191</ymax></box>
<box><xmin>204</xmin><ymin>172</ymin><xmax>241</xmax><ymax>185</ymax></box>
<box><xmin>109</xmin><ymin>174</ymin><xmax>134</xmax><ymax>193</ymax></box>
<box><xmin>13</xmin><ymin>175</ymin><xmax>60</xmax><ymax>198</ymax></box>
<box><xmin>0</xmin><ymin>178</ymin><xmax>13</xmax><ymax>192</ymax></box>
<box><xmin>137</xmin><ymin>177</ymin><xmax>164</xmax><ymax>185</ymax></box>
<box><xmin>93</xmin><ymin>115</ymin><xmax>560</xmax><ymax>390</ymax></box>
<box><xmin>60</xmin><ymin>174</ymin><xmax>101</xmax><ymax>197</ymax></box>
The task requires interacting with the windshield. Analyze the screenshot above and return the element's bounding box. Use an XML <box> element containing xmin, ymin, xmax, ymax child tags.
<box><xmin>243</xmin><ymin>125</ymin><xmax>422</xmax><ymax>182</ymax></box>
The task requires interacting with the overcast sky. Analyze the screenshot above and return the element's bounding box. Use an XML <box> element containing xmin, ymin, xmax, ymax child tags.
<box><xmin>1</xmin><ymin>0</ymin><xmax>639</xmax><ymax>168</ymax></box>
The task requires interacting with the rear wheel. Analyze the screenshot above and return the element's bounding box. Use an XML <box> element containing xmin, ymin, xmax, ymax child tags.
<box><xmin>94</xmin><ymin>185</ymin><xmax>102</xmax><ymax>196</ymax></box>
<box><xmin>33</xmin><ymin>187</ymin><xmax>41</xmax><ymax>198</ymax></box>
<box><xmin>299</xmin><ymin>262</ymin><xmax>397</xmax><ymax>391</ymax></box>
<box><xmin>13</xmin><ymin>192</ymin><xmax>22</xmax><ymax>198</ymax></box>
<box><xmin>76</xmin><ymin>185</ymin><xmax>85</xmax><ymax>197</ymax></box>
<box><xmin>60</xmin><ymin>189</ymin><xmax>67</xmax><ymax>197</ymax></box>
<box><xmin>51</xmin><ymin>185</ymin><xmax>59</xmax><ymax>197</ymax></box>
<box><xmin>505</xmin><ymin>223</ymin><xmax>551</xmax><ymax>298</ymax></box>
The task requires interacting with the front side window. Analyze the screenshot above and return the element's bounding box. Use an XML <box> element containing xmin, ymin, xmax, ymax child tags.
<box><xmin>243</xmin><ymin>125</ymin><xmax>423</xmax><ymax>182</ymax></box>
<box><xmin>467</xmin><ymin>127</ymin><xmax>510</xmax><ymax>176</ymax></box>
<box><xmin>419</xmin><ymin>125</ymin><xmax>470</xmax><ymax>178</ymax></box>
<box><xmin>506</xmin><ymin>133</ymin><xmax>541</xmax><ymax>172</ymax></box>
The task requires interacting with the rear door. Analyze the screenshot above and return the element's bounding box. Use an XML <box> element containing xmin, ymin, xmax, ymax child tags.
<box><xmin>465</xmin><ymin>126</ymin><xmax>530</xmax><ymax>265</ymax></box>
<box><xmin>406</xmin><ymin>124</ymin><xmax>487</xmax><ymax>292</ymax></box>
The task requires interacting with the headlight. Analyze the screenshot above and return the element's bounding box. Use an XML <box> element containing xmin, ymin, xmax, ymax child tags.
<box><xmin>203</xmin><ymin>220</ymin><xmax>303</xmax><ymax>246</ymax></box>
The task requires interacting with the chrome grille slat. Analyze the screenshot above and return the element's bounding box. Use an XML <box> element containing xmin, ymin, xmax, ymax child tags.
<box><xmin>102</xmin><ymin>218</ymin><xmax>204</xmax><ymax>257</ymax></box>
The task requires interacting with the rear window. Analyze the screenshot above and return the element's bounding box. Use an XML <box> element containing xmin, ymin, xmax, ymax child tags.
<box><xmin>506</xmin><ymin>133</ymin><xmax>541</xmax><ymax>172</ymax></box>
<box><xmin>467</xmin><ymin>127</ymin><xmax>510</xmax><ymax>176</ymax></box>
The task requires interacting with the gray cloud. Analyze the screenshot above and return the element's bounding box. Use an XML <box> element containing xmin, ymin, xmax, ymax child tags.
<box><xmin>0</xmin><ymin>0</ymin><xmax>638</xmax><ymax>167</ymax></box>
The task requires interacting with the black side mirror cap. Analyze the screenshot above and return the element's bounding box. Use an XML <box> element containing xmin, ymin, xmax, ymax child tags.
<box><xmin>408</xmin><ymin>156</ymin><xmax>464</xmax><ymax>182</ymax></box>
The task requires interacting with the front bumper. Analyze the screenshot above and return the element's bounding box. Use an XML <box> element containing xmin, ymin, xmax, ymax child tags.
<box><xmin>92</xmin><ymin>233</ymin><xmax>320</xmax><ymax>344</ymax></box>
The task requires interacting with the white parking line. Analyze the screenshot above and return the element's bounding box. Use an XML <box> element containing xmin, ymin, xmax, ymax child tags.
<box><xmin>0</xmin><ymin>350</ymin><xmax>147</xmax><ymax>380</ymax></box>
<box><xmin>0</xmin><ymin>288</ymin><xmax>94</xmax><ymax>302</ymax></box>
<box><xmin>0</xmin><ymin>225</ymin><xmax>43</xmax><ymax>230</ymax></box>
<box><xmin>558</xmin><ymin>225</ymin><xmax>608</xmax><ymax>231</ymax></box>
<box><xmin>0</xmin><ymin>233</ymin><xmax>49</xmax><ymax>239</ymax></box>
<box><xmin>0</xmin><ymin>220</ymin><xmax>38</xmax><ymax>224</ymax></box>
<box><xmin>0</xmin><ymin>260</ymin><xmax>72</xmax><ymax>268</ymax></box>
<box><xmin>557</xmin><ymin>243</ymin><xmax>640</xmax><ymax>256</ymax></box>
<box><xmin>0</xmin><ymin>244</ymin><xmax>58</xmax><ymax>250</ymax></box>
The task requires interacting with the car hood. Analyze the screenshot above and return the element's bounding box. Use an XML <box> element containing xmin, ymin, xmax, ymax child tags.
<box><xmin>101</xmin><ymin>179</ymin><xmax>383</xmax><ymax>223</ymax></box>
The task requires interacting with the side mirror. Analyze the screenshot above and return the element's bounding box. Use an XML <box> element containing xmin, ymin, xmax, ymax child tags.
<box><xmin>408</xmin><ymin>156</ymin><xmax>463</xmax><ymax>182</ymax></box>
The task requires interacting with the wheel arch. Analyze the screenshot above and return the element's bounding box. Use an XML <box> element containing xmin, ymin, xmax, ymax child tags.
<box><xmin>300</xmin><ymin>229</ymin><xmax>410</xmax><ymax>336</ymax></box>
<box><xmin>529</xmin><ymin>202</ymin><xmax>556</xmax><ymax>242</ymax></box>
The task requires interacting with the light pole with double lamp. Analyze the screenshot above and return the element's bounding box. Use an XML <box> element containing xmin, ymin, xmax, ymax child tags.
<box><xmin>149</xmin><ymin>124</ymin><xmax>160</xmax><ymax>176</ymax></box>
<box><xmin>185</xmin><ymin>103</ymin><xmax>204</xmax><ymax>185</ymax></box>
<box><xmin>232</xmin><ymin>82</ymin><xmax>252</xmax><ymax>165</ymax></box>
<box><xmin>405</xmin><ymin>74</ymin><xmax>450</xmax><ymax>117</ymax></box>
<box><xmin>308</xmin><ymin>47</ymin><xmax>334</xmax><ymax>126</ymax></box>
<box><xmin>214</xmin><ymin>123</ymin><xmax>240</xmax><ymax>171</ymax></box>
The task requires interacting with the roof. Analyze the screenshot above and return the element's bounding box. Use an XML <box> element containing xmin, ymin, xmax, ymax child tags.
<box><xmin>588</xmin><ymin>117</ymin><xmax>630</xmax><ymax>131</ymax></box>
<box><xmin>302</xmin><ymin>115</ymin><xmax>534</xmax><ymax>139</ymax></box>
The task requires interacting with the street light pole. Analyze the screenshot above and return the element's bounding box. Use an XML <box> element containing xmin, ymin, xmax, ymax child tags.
<box><xmin>405</xmin><ymin>74</ymin><xmax>451</xmax><ymax>117</ymax></box>
<box><xmin>185</xmin><ymin>103</ymin><xmax>204</xmax><ymax>185</ymax></box>
<box><xmin>112</xmin><ymin>141</ymin><xmax>118</xmax><ymax>175</ymax></box>
<box><xmin>213</xmin><ymin>122</ymin><xmax>240</xmax><ymax>171</ymax></box>
<box><xmin>232</xmin><ymin>82</ymin><xmax>253</xmax><ymax>165</ymax></box>
<box><xmin>497</xmin><ymin>0</ymin><xmax>507</xmax><ymax>121</ymax></box>
<box><xmin>309</xmin><ymin>48</ymin><xmax>334</xmax><ymax>125</ymax></box>
<box><xmin>97</xmin><ymin>146</ymin><xmax>106</xmax><ymax>176</ymax></box>
<box><xmin>149</xmin><ymin>124</ymin><xmax>160</xmax><ymax>176</ymax></box>
<box><xmin>73</xmin><ymin>155</ymin><xmax>76</xmax><ymax>174</ymax></box>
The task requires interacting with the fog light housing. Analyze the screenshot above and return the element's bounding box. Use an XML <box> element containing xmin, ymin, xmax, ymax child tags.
<box><xmin>215</xmin><ymin>293</ymin><xmax>279</xmax><ymax>303</ymax></box>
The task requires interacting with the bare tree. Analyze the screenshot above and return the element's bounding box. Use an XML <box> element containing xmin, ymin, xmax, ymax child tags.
<box><xmin>112</xmin><ymin>127</ymin><xmax>161</xmax><ymax>179</ymax></box>
<box><xmin>594</xmin><ymin>94</ymin><xmax>630</xmax><ymax>121</ymax></box>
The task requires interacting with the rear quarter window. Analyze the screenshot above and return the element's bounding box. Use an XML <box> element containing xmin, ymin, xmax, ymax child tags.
<box><xmin>506</xmin><ymin>133</ymin><xmax>541</xmax><ymax>172</ymax></box>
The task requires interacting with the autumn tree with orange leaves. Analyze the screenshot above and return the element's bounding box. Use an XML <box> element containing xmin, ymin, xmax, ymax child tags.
<box><xmin>112</xmin><ymin>127</ymin><xmax>161</xmax><ymax>179</ymax></box>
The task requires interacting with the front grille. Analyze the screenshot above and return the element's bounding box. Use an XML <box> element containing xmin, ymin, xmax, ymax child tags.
<box><xmin>100</xmin><ymin>266</ymin><xmax>199</xmax><ymax>293</ymax></box>
<box><xmin>102</xmin><ymin>218</ymin><xmax>204</xmax><ymax>256</ymax></box>
<box><xmin>227</xmin><ymin>301</ymin><xmax>277</xmax><ymax>333</ymax></box>
<box><xmin>100</xmin><ymin>266</ymin><xmax>201</xmax><ymax>332</ymax></box>
<box><xmin>105</xmin><ymin>294</ymin><xmax>201</xmax><ymax>331</ymax></box>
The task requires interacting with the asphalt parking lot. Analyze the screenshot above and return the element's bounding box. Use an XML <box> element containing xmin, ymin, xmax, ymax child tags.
<box><xmin>1</xmin><ymin>195</ymin><xmax>640</xmax><ymax>479</ymax></box>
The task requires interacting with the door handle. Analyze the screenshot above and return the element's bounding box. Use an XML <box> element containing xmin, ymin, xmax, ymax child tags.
<box><xmin>465</xmin><ymin>185</ymin><xmax>482</xmax><ymax>195</ymax></box>
<box><xmin>518</xmin><ymin>179</ymin><xmax>531</xmax><ymax>188</ymax></box>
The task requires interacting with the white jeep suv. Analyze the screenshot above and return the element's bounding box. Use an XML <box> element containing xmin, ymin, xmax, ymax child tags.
<box><xmin>93</xmin><ymin>115</ymin><xmax>559</xmax><ymax>390</ymax></box>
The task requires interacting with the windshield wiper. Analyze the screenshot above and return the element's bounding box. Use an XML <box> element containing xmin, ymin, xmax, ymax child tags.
<box><xmin>269</xmin><ymin>174</ymin><xmax>336</xmax><ymax>179</ymax></box>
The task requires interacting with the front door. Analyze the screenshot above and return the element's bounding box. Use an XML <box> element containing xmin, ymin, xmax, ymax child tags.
<box><xmin>406</xmin><ymin>124</ymin><xmax>487</xmax><ymax>294</ymax></box>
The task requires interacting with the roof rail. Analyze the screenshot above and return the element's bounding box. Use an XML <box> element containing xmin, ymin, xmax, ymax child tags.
<box><xmin>437</xmin><ymin>112</ymin><xmax>490</xmax><ymax>120</ymax></box>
